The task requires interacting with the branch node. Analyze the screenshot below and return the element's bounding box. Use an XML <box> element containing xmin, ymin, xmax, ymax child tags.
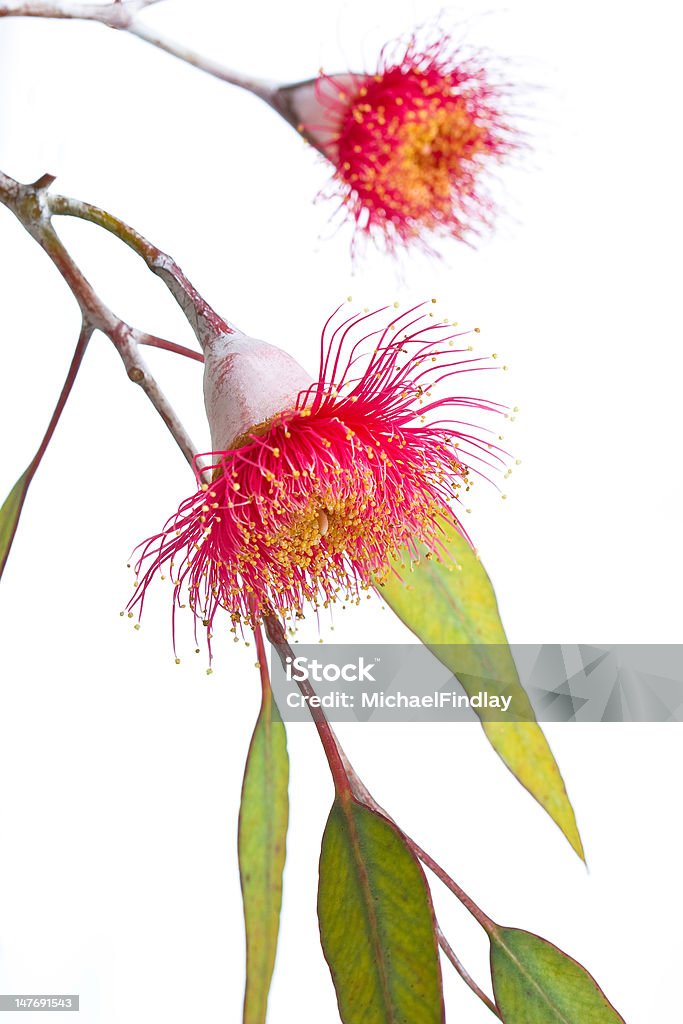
<box><xmin>30</xmin><ymin>172</ymin><xmax>57</xmax><ymax>192</ymax></box>
<box><xmin>148</xmin><ymin>252</ymin><xmax>168</xmax><ymax>272</ymax></box>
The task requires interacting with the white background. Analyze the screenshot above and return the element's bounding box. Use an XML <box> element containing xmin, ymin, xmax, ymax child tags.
<box><xmin>1</xmin><ymin>1</ymin><xmax>682</xmax><ymax>1021</ymax></box>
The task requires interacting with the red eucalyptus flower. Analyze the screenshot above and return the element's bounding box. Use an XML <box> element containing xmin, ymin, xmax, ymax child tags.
<box><xmin>279</xmin><ymin>34</ymin><xmax>516</xmax><ymax>251</ymax></box>
<box><xmin>128</xmin><ymin>304</ymin><xmax>505</xmax><ymax>652</ymax></box>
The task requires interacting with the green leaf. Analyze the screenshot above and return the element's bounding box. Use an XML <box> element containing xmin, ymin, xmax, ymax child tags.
<box><xmin>318</xmin><ymin>797</ymin><xmax>444</xmax><ymax>1024</ymax></box>
<box><xmin>490</xmin><ymin>927</ymin><xmax>626</xmax><ymax>1023</ymax></box>
<box><xmin>0</xmin><ymin>469</ymin><xmax>31</xmax><ymax>581</ymax></box>
<box><xmin>381</xmin><ymin>518</ymin><xmax>584</xmax><ymax>860</ymax></box>
<box><xmin>238</xmin><ymin>690</ymin><xmax>289</xmax><ymax>1024</ymax></box>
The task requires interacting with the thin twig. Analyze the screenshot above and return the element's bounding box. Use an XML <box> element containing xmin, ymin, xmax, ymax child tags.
<box><xmin>128</xmin><ymin>18</ymin><xmax>279</xmax><ymax>103</ymax></box>
<box><xmin>437</xmin><ymin>926</ymin><xmax>500</xmax><ymax>1018</ymax></box>
<box><xmin>0</xmin><ymin>2</ymin><xmax>278</xmax><ymax>99</ymax></box>
<box><xmin>47</xmin><ymin>192</ymin><xmax>234</xmax><ymax>351</ymax></box>
<box><xmin>0</xmin><ymin>1</ymin><xmax>306</xmax><ymax>130</ymax></box>
<box><xmin>137</xmin><ymin>332</ymin><xmax>204</xmax><ymax>364</ymax></box>
<box><xmin>405</xmin><ymin>834</ymin><xmax>497</xmax><ymax>933</ymax></box>
<box><xmin>0</xmin><ymin>1</ymin><xmax>159</xmax><ymax>28</ymax></box>
<box><xmin>0</xmin><ymin>323</ymin><xmax>92</xmax><ymax>578</ymax></box>
<box><xmin>263</xmin><ymin>612</ymin><xmax>351</xmax><ymax>796</ymax></box>
<box><xmin>252</xmin><ymin>618</ymin><xmax>272</xmax><ymax>703</ymax></box>
<box><xmin>28</xmin><ymin>322</ymin><xmax>93</xmax><ymax>473</ymax></box>
<box><xmin>0</xmin><ymin>170</ymin><xmax>204</xmax><ymax>467</ymax></box>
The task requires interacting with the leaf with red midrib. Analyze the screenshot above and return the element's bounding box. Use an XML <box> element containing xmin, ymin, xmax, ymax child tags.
<box><xmin>490</xmin><ymin>926</ymin><xmax>627</xmax><ymax>1023</ymax></box>
<box><xmin>318</xmin><ymin>797</ymin><xmax>444</xmax><ymax>1024</ymax></box>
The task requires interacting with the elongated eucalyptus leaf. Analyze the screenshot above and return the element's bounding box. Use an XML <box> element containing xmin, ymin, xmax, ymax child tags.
<box><xmin>238</xmin><ymin>691</ymin><xmax>289</xmax><ymax>1024</ymax></box>
<box><xmin>381</xmin><ymin>518</ymin><xmax>584</xmax><ymax>860</ymax></box>
<box><xmin>490</xmin><ymin>927</ymin><xmax>626</xmax><ymax>1023</ymax></box>
<box><xmin>0</xmin><ymin>469</ymin><xmax>31</xmax><ymax>580</ymax></box>
<box><xmin>318</xmin><ymin>797</ymin><xmax>444</xmax><ymax>1024</ymax></box>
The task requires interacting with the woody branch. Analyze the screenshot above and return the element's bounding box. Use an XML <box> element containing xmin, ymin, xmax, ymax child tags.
<box><xmin>0</xmin><ymin>169</ymin><xmax>231</xmax><ymax>467</ymax></box>
<box><xmin>0</xmin><ymin>1</ymin><xmax>160</xmax><ymax>27</ymax></box>
<box><xmin>0</xmin><ymin>1</ymin><xmax>285</xmax><ymax>109</ymax></box>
